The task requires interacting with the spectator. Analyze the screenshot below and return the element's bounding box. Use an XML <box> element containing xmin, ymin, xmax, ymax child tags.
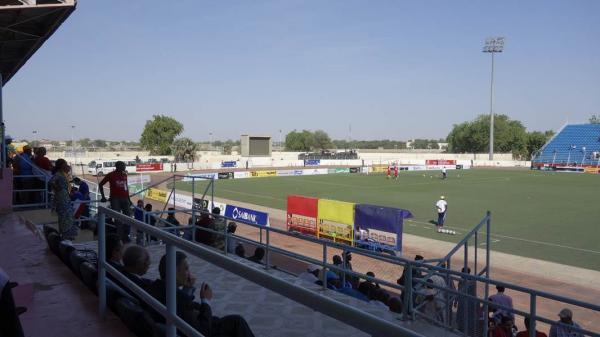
<box><xmin>133</xmin><ymin>200</ymin><xmax>144</xmax><ymax>222</ymax></box>
<box><xmin>358</xmin><ymin>271</ymin><xmax>380</xmax><ymax>294</ymax></box>
<box><xmin>0</xmin><ymin>267</ymin><xmax>25</xmax><ymax>337</ymax></box>
<box><xmin>211</xmin><ymin>207</ymin><xmax>227</xmax><ymax>250</ymax></box>
<box><xmin>456</xmin><ymin>267</ymin><xmax>477</xmax><ymax>337</ymax></box>
<box><xmin>332</xmin><ymin>255</ymin><xmax>343</xmax><ymax>279</ymax></box>
<box><xmin>49</xmin><ymin>159</ymin><xmax>78</xmax><ymax>240</ymax></box>
<box><xmin>397</xmin><ymin>255</ymin><xmax>424</xmax><ymax>306</ymax></box>
<box><xmin>489</xmin><ymin>285</ymin><xmax>514</xmax><ymax>320</ymax></box>
<box><xmin>298</xmin><ymin>265</ymin><xmax>320</xmax><ymax>283</ymax></box>
<box><xmin>234</xmin><ymin>243</ymin><xmax>246</xmax><ymax>258</ymax></box>
<box><xmin>182</xmin><ymin>217</ymin><xmax>196</xmax><ymax>241</ymax></box>
<box><xmin>148</xmin><ymin>251</ymin><xmax>256</xmax><ymax>337</ymax></box>
<box><xmin>144</xmin><ymin>203</ymin><xmax>157</xmax><ymax>242</ymax></box>
<box><xmin>106</xmin><ymin>233</ymin><xmax>124</xmax><ymax>271</ymax></box>
<box><xmin>516</xmin><ymin>317</ymin><xmax>547</xmax><ymax>337</ymax></box>
<box><xmin>195</xmin><ymin>212</ymin><xmax>216</xmax><ymax>246</ymax></box>
<box><xmin>121</xmin><ymin>245</ymin><xmax>152</xmax><ymax>289</ymax></box>
<box><xmin>549</xmin><ymin>308</ymin><xmax>583</xmax><ymax>337</ymax></box>
<box><xmin>428</xmin><ymin>273</ymin><xmax>449</xmax><ymax>324</ymax></box>
<box><xmin>247</xmin><ymin>247</ymin><xmax>265</xmax><ymax>264</ymax></box>
<box><xmin>226</xmin><ymin>222</ymin><xmax>238</xmax><ymax>254</ymax></box>
<box><xmin>99</xmin><ymin>161</ymin><xmax>132</xmax><ymax>242</ymax></box>
<box><xmin>165</xmin><ymin>208</ymin><xmax>180</xmax><ymax>236</ymax></box>
<box><xmin>14</xmin><ymin>145</ymin><xmax>35</xmax><ymax>204</ymax></box>
<box><xmin>369</xmin><ymin>288</ymin><xmax>390</xmax><ymax>309</ymax></box>
<box><xmin>72</xmin><ymin>177</ymin><xmax>91</xmax><ymax>228</ymax></box>
<box><xmin>33</xmin><ymin>147</ymin><xmax>52</xmax><ymax>172</ymax></box>
<box><xmin>388</xmin><ymin>296</ymin><xmax>402</xmax><ymax>314</ymax></box>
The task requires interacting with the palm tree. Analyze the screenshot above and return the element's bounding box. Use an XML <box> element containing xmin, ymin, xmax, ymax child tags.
<box><xmin>172</xmin><ymin>138</ymin><xmax>199</xmax><ymax>168</ymax></box>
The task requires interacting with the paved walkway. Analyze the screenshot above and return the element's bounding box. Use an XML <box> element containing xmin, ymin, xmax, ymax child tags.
<box><xmin>0</xmin><ymin>212</ymin><xmax>131</xmax><ymax>337</ymax></box>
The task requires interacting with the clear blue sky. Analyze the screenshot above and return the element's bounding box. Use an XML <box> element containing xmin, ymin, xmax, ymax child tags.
<box><xmin>4</xmin><ymin>0</ymin><xmax>599</xmax><ymax>142</ymax></box>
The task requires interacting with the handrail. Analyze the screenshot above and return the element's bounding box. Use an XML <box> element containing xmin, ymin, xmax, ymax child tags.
<box><xmin>97</xmin><ymin>206</ymin><xmax>426</xmax><ymax>337</ymax></box>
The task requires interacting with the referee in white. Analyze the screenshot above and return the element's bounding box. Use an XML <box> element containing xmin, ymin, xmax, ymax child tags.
<box><xmin>435</xmin><ymin>196</ymin><xmax>448</xmax><ymax>233</ymax></box>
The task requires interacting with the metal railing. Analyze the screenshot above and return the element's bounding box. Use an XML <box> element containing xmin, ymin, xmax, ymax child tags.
<box><xmin>97</xmin><ymin>206</ymin><xmax>426</xmax><ymax>337</ymax></box>
<box><xmin>12</xmin><ymin>154</ymin><xmax>52</xmax><ymax>209</ymax></box>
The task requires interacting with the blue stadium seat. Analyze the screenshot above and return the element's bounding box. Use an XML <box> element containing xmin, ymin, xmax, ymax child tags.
<box><xmin>533</xmin><ymin>124</ymin><xmax>600</xmax><ymax>166</ymax></box>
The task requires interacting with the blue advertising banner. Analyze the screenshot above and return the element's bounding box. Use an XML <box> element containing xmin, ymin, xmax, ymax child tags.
<box><xmin>224</xmin><ymin>204</ymin><xmax>269</xmax><ymax>226</ymax></box>
<box><xmin>354</xmin><ymin>204</ymin><xmax>412</xmax><ymax>251</ymax></box>
<box><xmin>305</xmin><ymin>159</ymin><xmax>321</xmax><ymax>166</ymax></box>
<box><xmin>222</xmin><ymin>161</ymin><xmax>237</xmax><ymax>168</ymax></box>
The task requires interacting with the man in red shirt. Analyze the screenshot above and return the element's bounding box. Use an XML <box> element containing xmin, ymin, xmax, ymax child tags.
<box><xmin>99</xmin><ymin>161</ymin><xmax>132</xmax><ymax>242</ymax></box>
<box><xmin>33</xmin><ymin>147</ymin><xmax>53</xmax><ymax>172</ymax></box>
<box><xmin>516</xmin><ymin>317</ymin><xmax>548</xmax><ymax>337</ymax></box>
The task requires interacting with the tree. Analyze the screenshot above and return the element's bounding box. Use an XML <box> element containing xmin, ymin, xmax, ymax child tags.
<box><xmin>79</xmin><ymin>138</ymin><xmax>92</xmax><ymax>148</ymax></box>
<box><xmin>285</xmin><ymin>130</ymin><xmax>315</xmax><ymax>151</ymax></box>
<box><xmin>526</xmin><ymin>130</ymin><xmax>554</xmax><ymax>159</ymax></box>
<box><xmin>92</xmin><ymin>139</ymin><xmax>107</xmax><ymax>148</ymax></box>
<box><xmin>447</xmin><ymin>114</ymin><xmax>529</xmax><ymax>158</ymax></box>
<box><xmin>172</xmin><ymin>138</ymin><xmax>198</xmax><ymax>163</ymax></box>
<box><xmin>313</xmin><ymin>130</ymin><xmax>332</xmax><ymax>150</ymax></box>
<box><xmin>590</xmin><ymin>115</ymin><xmax>600</xmax><ymax>124</ymax></box>
<box><xmin>140</xmin><ymin>115</ymin><xmax>184</xmax><ymax>155</ymax></box>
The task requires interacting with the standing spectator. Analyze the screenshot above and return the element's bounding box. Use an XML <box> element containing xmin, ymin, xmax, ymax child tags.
<box><xmin>456</xmin><ymin>267</ymin><xmax>477</xmax><ymax>337</ymax></box>
<box><xmin>99</xmin><ymin>161</ymin><xmax>131</xmax><ymax>242</ymax></box>
<box><xmin>211</xmin><ymin>207</ymin><xmax>227</xmax><ymax>249</ymax></box>
<box><xmin>247</xmin><ymin>247</ymin><xmax>265</xmax><ymax>264</ymax></box>
<box><xmin>435</xmin><ymin>196</ymin><xmax>448</xmax><ymax>233</ymax></box>
<box><xmin>133</xmin><ymin>200</ymin><xmax>146</xmax><ymax>244</ymax></box>
<box><xmin>549</xmin><ymin>308</ymin><xmax>583</xmax><ymax>337</ymax></box>
<box><xmin>516</xmin><ymin>317</ymin><xmax>547</xmax><ymax>337</ymax></box>
<box><xmin>49</xmin><ymin>159</ymin><xmax>78</xmax><ymax>240</ymax></box>
<box><xmin>226</xmin><ymin>222</ymin><xmax>238</xmax><ymax>254</ymax></box>
<box><xmin>489</xmin><ymin>285</ymin><xmax>514</xmax><ymax>320</ymax></box>
<box><xmin>148</xmin><ymin>251</ymin><xmax>256</xmax><ymax>337</ymax></box>
<box><xmin>73</xmin><ymin>177</ymin><xmax>91</xmax><ymax>229</ymax></box>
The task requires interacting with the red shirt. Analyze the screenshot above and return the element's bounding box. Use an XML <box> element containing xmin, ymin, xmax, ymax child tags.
<box><xmin>34</xmin><ymin>156</ymin><xmax>53</xmax><ymax>171</ymax></box>
<box><xmin>100</xmin><ymin>171</ymin><xmax>129</xmax><ymax>199</ymax></box>
<box><xmin>516</xmin><ymin>331</ymin><xmax>547</xmax><ymax>337</ymax></box>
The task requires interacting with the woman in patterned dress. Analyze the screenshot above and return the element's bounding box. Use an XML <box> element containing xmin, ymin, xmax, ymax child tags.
<box><xmin>49</xmin><ymin>159</ymin><xmax>78</xmax><ymax>240</ymax></box>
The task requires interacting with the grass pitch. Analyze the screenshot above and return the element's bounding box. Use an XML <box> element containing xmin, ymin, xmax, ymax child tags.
<box><xmin>175</xmin><ymin>169</ymin><xmax>600</xmax><ymax>270</ymax></box>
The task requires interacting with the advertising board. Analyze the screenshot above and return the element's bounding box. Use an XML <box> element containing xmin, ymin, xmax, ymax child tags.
<box><xmin>287</xmin><ymin>195</ymin><xmax>318</xmax><ymax>235</ymax></box>
<box><xmin>317</xmin><ymin>199</ymin><xmax>355</xmax><ymax>245</ymax></box>
<box><xmin>233</xmin><ymin>171</ymin><xmax>251</xmax><ymax>179</ymax></box>
<box><xmin>221</xmin><ymin>161</ymin><xmax>237</xmax><ymax>168</ymax></box>
<box><xmin>135</xmin><ymin>163</ymin><xmax>163</xmax><ymax>172</ymax></box>
<box><xmin>146</xmin><ymin>188</ymin><xmax>168</xmax><ymax>203</ymax></box>
<box><xmin>250</xmin><ymin>170</ymin><xmax>277</xmax><ymax>178</ymax></box>
<box><xmin>224</xmin><ymin>204</ymin><xmax>269</xmax><ymax>226</ymax></box>
<box><xmin>304</xmin><ymin>159</ymin><xmax>321</xmax><ymax>166</ymax></box>
<box><xmin>218</xmin><ymin>172</ymin><xmax>234</xmax><ymax>179</ymax></box>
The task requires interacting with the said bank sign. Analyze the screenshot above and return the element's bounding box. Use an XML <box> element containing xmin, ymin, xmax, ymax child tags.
<box><xmin>224</xmin><ymin>204</ymin><xmax>269</xmax><ymax>226</ymax></box>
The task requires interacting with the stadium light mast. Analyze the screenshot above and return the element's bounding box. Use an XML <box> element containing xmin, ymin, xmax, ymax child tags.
<box><xmin>483</xmin><ymin>37</ymin><xmax>505</xmax><ymax>161</ymax></box>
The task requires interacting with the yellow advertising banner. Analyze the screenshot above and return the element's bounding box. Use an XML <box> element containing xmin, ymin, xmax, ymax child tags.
<box><xmin>250</xmin><ymin>170</ymin><xmax>277</xmax><ymax>178</ymax></box>
<box><xmin>317</xmin><ymin>199</ymin><xmax>355</xmax><ymax>244</ymax></box>
<box><xmin>372</xmin><ymin>165</ymin><xmax>388</xmax><ymax>173</ymax></box>
<box><xmin>146</xmin><ymin>188</ymin><xmax>168</xmax><ymax>202</ymax></box>
<box><xmin>584</xmin><ymin>167</ymin><xmax>600</xmax><ymax>174</ymax></box>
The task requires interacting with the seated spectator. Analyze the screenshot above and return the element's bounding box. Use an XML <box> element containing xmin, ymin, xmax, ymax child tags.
<box><xmin>489</xmin><ymin>285</ymin><xmax>514</xmax><ymax>320</ymax></box>
<box><xmin>234</xmin><ymin>244</ymin><xmax>246</xmax><ymax>258</ymax></box>
<box><xmin>148</xmin><ymin>251</ymin><xmax>256</xmax><ymax>337</ymax></box>
<box><xmin>369</xmin><ymin>288</ymin><xmax>390</xmax><ymax>309</ymax></box>
<box><xmin>33</xmin><ymin>147</ymin><xmax>53</xmax><ymax>172</ymax></box>
<box><xmin>182</xmin><ymin>217</ymin><xmax>196</xmax><ymax>241</ymax></box>
<box><xmin>121</xmin><ymin>245</ymin><xmax>152</xmax><ymax>289</ymax></box>
<box><xmin>195</xmin><ymin>212</ymin><xmax>216</xmax><ymax>246</ymax></box>
<box><xmin>226</xmin><ymin>222</ymin><xmax>238</xmax><ymax>254</ymax></box>
<box><xmin>359</xmin><ymin>271</ymin><xmax>380</xmax><ymax>291</ymax></box>
<box><xmin>297</xmin><ymin>265</ymin><xmax>320</xmax><ymax>283</ymax></box>
<box><xmin>332</xmin><ymin>255</ymin><xmax>343</xmax><ymax>279</ymax></box>
<box><xmin>211</xmin><ymin>207</ymin><xmax>227</xmax><ymax>250</ymax></box>
<box><xmin>549</xmin><ymin>308</ymin><xmax>583</xmax><ymax>337</ymax></box>
<box><xmin>72</xmin><ymin>177</ymin><xmax>91</xmax><ymax>228</ymax></box>
<box><xmin>0</xmin><ymin>267</ymin><xmax>25</xmax><ymax>337</ymax></box>
<box><xmin>516</xmin><ymin>317</ymin><xmax>547</xmax><ymax>337</ymax></box>
<box><xmin>133</xmin><ymin>200</ymin><xmax>145</xmax><ymax>222</ymax></box>
<box><xmin>247</xmin><ymin>247</ymin><xmax>265</xmax><ymax>264</ymax></box>
<box><xmin>165</xmin><ymin>208</ymin><xmax>180</xmax><ymax>227</ymax></box>
<box><xmin>144</xmin><ymin>204</ymin><xmax>158</xmax><ymax>242</ymax></box>
<box><xmin>388</xmin><ymin>296</ymin><xmax>402</xmax><ymax>313</ymax></box>
<box><xmin>397</xmin><ymin>255</ymin><xmax>424</xmax><ymax>306</ymax></box>
<box><xmin>106</xmin><ymin>233</ymin><xmax>124</xmax><ymax>271</ymax></box>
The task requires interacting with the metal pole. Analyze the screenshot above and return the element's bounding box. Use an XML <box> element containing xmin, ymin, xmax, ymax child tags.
<box><xmin>484</xmin><ymin>211</ymin><xmax>491</xmax><ymax>337</ymax></box>
<box><xmin>265</xmin><ymin>228</ymin><xmax>270</xmax><ymax>270</ymax></box>
<box><xmin>474</xmin><ymin>231</ymin><xmax>478</xmax><ymax>276</ymax></box>
<box><xmin>402</xmin><ymin>263</ymin><xmax>412</xmax><ymax>318</ymax></box>
<box><xmin>165</xmin><ymin>244</ymin><xmax>177</xmax><ymax>337</ymax></box>
<box><xmin>581</xmin><ymin>149</ymin><xmax>586</xmax><ymax>167</ymax></box>
<box><xmin>489</xmin><ymin>51</ymin><xmax>495</xmax><ymax>161</ymax></box>
<box><xmin>322</xmin><ymin>243</ymin><xmax>327</xmax><ymax>290</ymax></box>
<box><xmin>529</xmin><ymin>293</ymin><xmax>537</xmax><ymax>337</ymax></box>
<box><xmin>191</xmin><ymin>177</ymin><xmax>196</xmax><ymax>241</ymax></box>
<box><xmin>0</xmin><ymin>73</ymin><xmax>4</xmax><ymax>168</ymax></box>
<box><xmin>98</xmin><ymin>211</ymin><xmax>107</xmax><ymax>316</ymax></box>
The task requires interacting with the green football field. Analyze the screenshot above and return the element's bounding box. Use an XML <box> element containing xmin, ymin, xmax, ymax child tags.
<box><xmin>174</xmin><ymin>169</ymin><xmax>600</xmax><ymax>270</ymax></box>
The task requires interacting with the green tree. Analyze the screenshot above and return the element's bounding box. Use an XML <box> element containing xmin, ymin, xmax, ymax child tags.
<box><xmin>313</xmin><ymin>130</ymin><xmax>332</xmax><ymax>150</ymax></box>
<box><xmin>92</xmin><ymin>139</ymin><xmax>107</xmax><ymax>148</ymax></box>
<box><xmin>79</xmin><ymin>138</ymin><xmax>92</xmax><ymax>148</ymax></box>
<box><xmin>140</xmin><ymin>115</ymin><xmax>184</xmax><ymax>155</ymax></box>
<box><xmin>172</xmin><ymin>138</ymin><xmax>198</xmax><ymax>163</ymax></box>
<box><xmin>590</xmin><ymin>115</ymin><xmax>600</xmax><ymax>124</ymax></box>
<box><xmin>526</xmin><ymin>130</ymin><xmax>554</xmax><ymax>158</ymax></box>
<box><xmin>285</xmin><ymin>130</ymin><xmax>315</xmax><ymax>151</ymax></box>
<box><xmin>447</xmin><ymin>114</ymin><xmax>529</xmax><ymax>158</ymax></box>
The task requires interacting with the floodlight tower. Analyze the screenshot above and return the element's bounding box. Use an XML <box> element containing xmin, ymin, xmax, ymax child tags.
<box><xmin>483</xmin><ymin>37</ymin><xmax>505</xmax><ymax>160</ymax></box>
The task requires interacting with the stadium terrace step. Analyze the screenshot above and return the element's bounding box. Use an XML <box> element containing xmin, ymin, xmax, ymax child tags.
<box><xmin>0</xmin><ymin>213</ymin><xmax>131</xmax><ymax>337</ymax></box>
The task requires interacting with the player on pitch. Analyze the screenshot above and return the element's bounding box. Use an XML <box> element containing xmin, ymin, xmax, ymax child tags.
<box><xmin>435</xmin><ymin>196</ymin><xmax>448</xmax><ymax>233</ymax></box>
<box><xmin>394</xmin><ymin>165</ymin><xmax>399</xmax><ymax>180</ymax></box>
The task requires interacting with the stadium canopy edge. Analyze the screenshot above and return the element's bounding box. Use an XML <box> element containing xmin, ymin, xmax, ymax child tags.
<box><xmin>0</xmin><ymin>0</ymin><xmax>76</xmax><ymax>86</ymax></box>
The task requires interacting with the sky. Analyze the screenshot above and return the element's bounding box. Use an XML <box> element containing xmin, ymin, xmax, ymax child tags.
<box><xmin>4</xmin><ymin>0</ymin><xmax>600</xmax><ymax>142</ymax></box>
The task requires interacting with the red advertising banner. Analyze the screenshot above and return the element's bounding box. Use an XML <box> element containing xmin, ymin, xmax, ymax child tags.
<box><xmin>287</xmin><ymin>195</ymin><xmax>319</xmax><ymax>235</ymax></box>
<box><xmin>425</xmin><ymin>159</ymin><xmax>456</xmax><ymax>165</ymax></box>
<box><xmin>135</xmin><ymin>163</ymin><xmax>163</xmax><ymax>172</ymax></box>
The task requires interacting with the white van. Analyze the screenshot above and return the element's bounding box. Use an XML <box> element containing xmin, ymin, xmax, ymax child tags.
<box><xmin>87</xmin><ymin>160</ymin><xmax>137</xmax><ymax>176</ymax></box>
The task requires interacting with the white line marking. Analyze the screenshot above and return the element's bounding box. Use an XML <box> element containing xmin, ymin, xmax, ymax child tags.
<box><xmin>406</xmin><ymin>219</ymin><xmax>600</xmax><ymax>255</ymax></box>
